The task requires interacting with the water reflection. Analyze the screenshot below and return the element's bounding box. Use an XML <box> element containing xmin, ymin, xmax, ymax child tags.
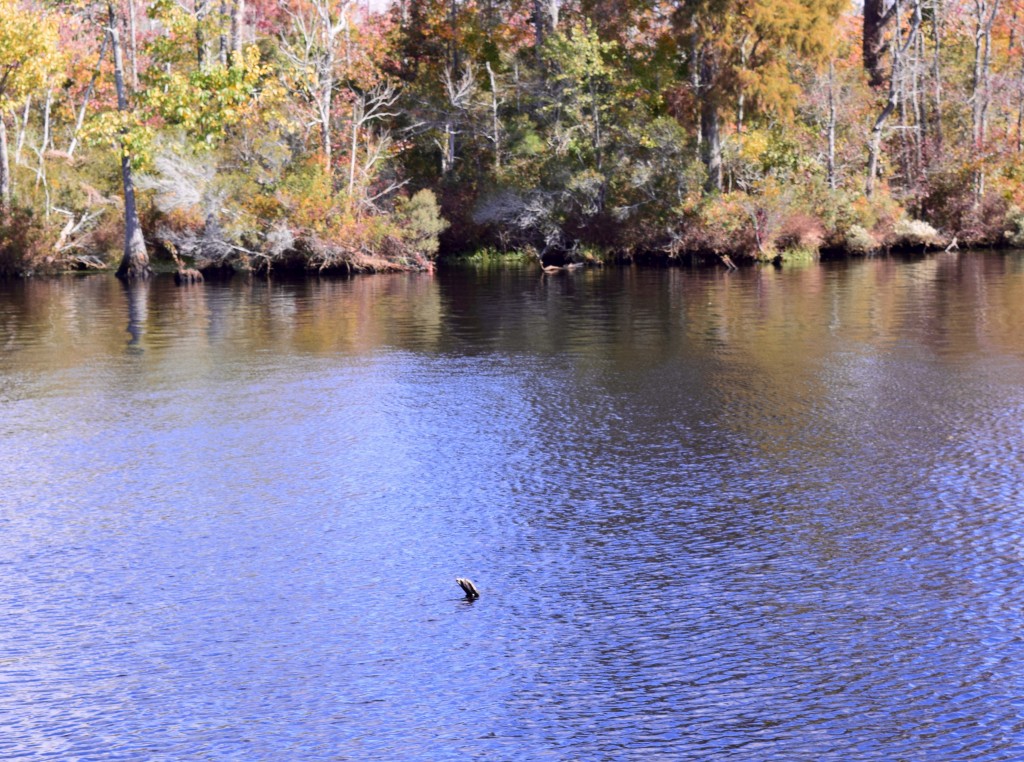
<box><xmin>1</xmin><ymin>252</ymin><xmax>1024</xmax><ymax>760</ymax></box>
<box><xmin>123</xmin><ymin>280</ymin><xmax>149</xmax><ymax>349</ymax></box>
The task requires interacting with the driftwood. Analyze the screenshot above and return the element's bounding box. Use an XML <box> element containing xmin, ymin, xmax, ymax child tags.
<box><xmin>537</xmin><ymin>251</ymin><xmax>587</xmax><ymax>274</ymax></box>
<box><xmin>69</xmin><ymin>254</ymin><xmax>108</xmax><ymax>270</ymax></box>
<box><xmin>52</xmin><ymin>208</ymin><xmax>103</xmax><ymax>255</ymax></box>
<box><xmin>174</xmin><ymin>268</ymin><xmax>204</xmax><ymax>285</ymax></box>
<box><xmin>456</xmin><ymin>577</ymin><xmax>480</xmax><ymax>600</ymax></box>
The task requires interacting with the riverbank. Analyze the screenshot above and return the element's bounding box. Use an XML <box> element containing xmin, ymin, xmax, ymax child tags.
<box><xmin>2</xmin><ymin>197</ymin><xmax>1007</xmax><ymax>278</ymax></box>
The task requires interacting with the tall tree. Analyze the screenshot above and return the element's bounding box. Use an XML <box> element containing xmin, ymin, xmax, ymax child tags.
<box><xmin>866</xmin><ymin>0</ymin><xmax>921</xmax><ymax>197</ymax></box>
<box><xmin>108</xmin><ymin>1</ymin><xmax>150</xmax><ymax>280</ymax></box>
<box><xmin>280</xmin><ymin>0</ymin><xmax>354</xmax><ymax>175</ymax></box>
<box><xmin>970</xmin><ymin>0</ymin><xmax>1001</xmax><ymax>201</ymax></box>
<box><xmin>674</xmin><ymin>0</ymin><xmax>844</xmax><ymax>192</ymax></box>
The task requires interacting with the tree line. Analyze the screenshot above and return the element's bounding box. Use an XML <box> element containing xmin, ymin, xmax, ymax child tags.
<box><xmin>2</xmin><ymin>0</ymin><xmax>1024</xmax><ymax>278</ymax></box>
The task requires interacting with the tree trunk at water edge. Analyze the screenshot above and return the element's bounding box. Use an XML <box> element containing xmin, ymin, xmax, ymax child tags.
<box><xmin>109</xmin><ymin>3</ymin><xmax>151</xmax><ymax>281</ymax></box>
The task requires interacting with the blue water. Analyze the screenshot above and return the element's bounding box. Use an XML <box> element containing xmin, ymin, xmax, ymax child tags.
<box><xmin>2</xmin><ymin>254</ymin><xmax>1024</xmax><ymax>759</ymax></box>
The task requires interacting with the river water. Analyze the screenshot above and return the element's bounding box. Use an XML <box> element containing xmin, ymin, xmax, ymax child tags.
<box><xmin>2</xmin><ymin>253</ymin><xmax>1023</xmax><ymax>760</ymax></box>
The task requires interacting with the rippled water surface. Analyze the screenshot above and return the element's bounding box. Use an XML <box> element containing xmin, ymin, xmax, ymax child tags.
<box><xmin>3</xmin><ymin>253</ymin><xmax>1024</xmax><ymax>760</ymax></box>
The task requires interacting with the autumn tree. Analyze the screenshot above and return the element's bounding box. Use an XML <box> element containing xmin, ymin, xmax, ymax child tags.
<box><xmin>102</xmin><ymin>0</ymin><xmax>150</xmax><ymax>280</ymax></box>
<box><xmin>279</xmin><ymin>0</ymin><xmax>354</xmax><ymax>175</ymax></box>
<box><xmin>969</xmin><ymin>0</ymin><xmax>1002</xmax><ymax>201</ymax></box>
<box><xmin>865</xmin><ymin>0</ymin><xmax>921</xmax><ymax>197</ymax></box>
<box><xmin>0</xmin><ymin>0</ymin><xmax>61</xmax><ymax>212</ymax></box>
<box><xmin>673</xmin><ymin>0</ymin><xmax>844</xmax><ymax>192</ymax></box>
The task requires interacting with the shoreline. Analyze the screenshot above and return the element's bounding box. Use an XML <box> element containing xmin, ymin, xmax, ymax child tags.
<box><xmin>4</xmin><ymin>240</ymin><xmax>1006</xmax><ymax>282</ymax></box>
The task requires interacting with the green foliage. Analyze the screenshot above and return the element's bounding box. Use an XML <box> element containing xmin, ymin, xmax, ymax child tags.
<box><xmin>844</xmin><ymin>225</ymin><xmax>879</xmax><ymax>255</ymax></box>
<box><xmin>1005</xmin><ymin>208</ymin><xmax>1024</xmax><ymax>248</ymax></box>
<box><xmin>397</xmin><ymin>189</ymin><xmax>448</xmax><ymax>258</ymax></box>
<box><xmin>892</xmin><ymin>218</ymin><xmax>942</xmax><ymax>249</ymax></box>
<box><xmin>82</xmin><ymin>111</ymin><xmax>157</xmax><ymax>170</ymax></box>
<box><xmin>450</xmin><ymin>247</ymin><xmax>535</xmax><ymax>265</ymax></box>
<box><xmin>145</xmin><ymin>47</ymin><xmax>282</xmax><ymax>151</ymax></box>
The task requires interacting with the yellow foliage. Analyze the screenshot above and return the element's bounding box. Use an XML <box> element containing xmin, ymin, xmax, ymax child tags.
<box><xmin>0</xmin><ymin>0</ymin><xmax>62</xmax><ymax>111</ymax></box>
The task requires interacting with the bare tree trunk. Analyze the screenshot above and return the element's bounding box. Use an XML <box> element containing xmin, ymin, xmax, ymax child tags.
<box><xmin>897</xmin><ymin>60</ymin><xmax>911</xmax><ymax>188</ymax></box>
<box><xmin>699</xmin><ymin>49</ymin><xmax>722</xmax><ymax>193</ymax></box>
<box><xmin>701</xmin><ymin>98</ymin><xmax>721</xmax><ymax>192</ymax></box>
<box><xmin>344</xmin><ymin>82</ymin><xmax>398</xmax><ymax>207</ymax></box>
<box><xmin>35</xmin><ymin>89</ymin><xmax>52</xmax><ymax>199</ymax></box>
<box><xmin>691</xmin><ymin>34</ymin><xmax>702</xmax><ymax>158</ymax></box>
<box><xmin>219</xmin><ymin>0</ymin><xmax>229</xmax><ymax>65</ymax></box>
<box><xmin>128</xmin><ymin>0</ymin><xmax>139</xmax><ymax>88</ymax></box>
<box><xmin>534</xmin><ymin>0</ymin><xmax>543</xmax><ymax>54</ymax></box>
<box><xmin>1016</xmin><ymin>54</ymin><xmax>1024</xmax><ymax>153</ymax></box>
<box><xmin>981</xmin><ymin>18</ymin><xmax>995</xmax><ymax>148</ymax></box>
<box><xmin>449</xmin><ymin>0</ymin><xmax>459</xmax><ymax>73</ymax></box>
<box><xmin>867</xmin><ymin>0</ymin><xmax>921</xmax><ymax>198</ymax></box>
<box><xmin>14</xmin><ymin>96</ymin><xmax>30</xmax><ymax>166</ymax></box>
<box><xmin>589</xmin><ymin>73</ymin><xmax>602</xmax><ymax>172</ymax></box>
<box><xmin>864</xmin><ymin>0</ymin><xmax>895</xmax><ymax>88</ymax></box>
<box><xmin>440</xmin><ymin>64</ymin><xmax>471</xmax><ymax>176</ymax></box>
<box><xmin>736</xmin><ymin>38</ymin><xmax>748</xmax><ymax>148</ymax></box>
<box><xmin>1007</xmin><ymin>11</ymin><xmax>1015</xmax><ymax>145</ymax></box>
<box><xmin>68</xmin><ymin>32</ymin><xmax>110</xmax><ymax>159</ymax></box>
<box><xmin>971</xmin><ymin>0</ymin><xmax>1001</xmax><ymax>204</ymax></box>
<box><xmin>230</xmin><ymin>0</ymin><xmax>244</xmax><ymax>58</ymax></box>
<box><xmin>931</xmin><ymin>0</ymin><xmax>943</xmax><ymax>149</ymax></box>
<box><xmin>0</xmin><ymin>115</ymin><xmax>10</xmax><ymax>212</ymax></box>
<box><xmin>972</xmin><ymin>10</ymin><xmax>984</xmax><ymax>149</ymax></box>
<box><xmin>866</xmin><ymin>95</ymin><xmax>897</xmax><ymax>198</ymax></box>
<box><xmin>827</xmin><ymin>61</ymin><xmax>837</xmax><ymax>190</ymax></box>
<box><xmin>40</xmin><ymin>89</ymin><xmax>52</xmax><ymax>154</ymax></box>
<box><xmin>912</xmin><ymin>29</ymin><xmax>925</xmax><ymax>182</ymax></box>
<box><xmin>486</xmin><ymin>60</ymin><xmax>500</xmax><ymax>170</ymax></box>
<box><xmin>196</xmin><ymin>0</ymin><xmax>208</xmax><ymax>69</ymax></box>
<box><xmin>320</xmin><ymin>78</ymin><xmax>333</xmax><ymax>174</ymax></box>
<box><xmin>970</xmin><ymin>0</ymin><xmax>1001</xmax><ymax>145</ymax></box>
<box><xmin>445</xmin><ymin>0</ymin><xmax>460</xmax><ymax>175</ymax></box>
<box><xmin>109</xmin><ymin>2</ymin><xmax>150</xmax><ymax>281</ymax></box>
<box><xmin>442</xmin><ymin>121</ymin><xmax>454</xmax><ymax>174</ymax></box>
<box><xmin>546</xmin><ymin>0</ymin><xmax>559</xmax><ymax>30</ymax></box>
<box><xmin>349</xmin><ymin>98</ymin><xmax>359</xmax><ymax>199</ymax></box>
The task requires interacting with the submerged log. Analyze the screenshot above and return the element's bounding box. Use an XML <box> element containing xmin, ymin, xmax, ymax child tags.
<box><xmin>456</xmin><ymin>577</ymin><xmax>480</xmax><ymax>599</ymax></box>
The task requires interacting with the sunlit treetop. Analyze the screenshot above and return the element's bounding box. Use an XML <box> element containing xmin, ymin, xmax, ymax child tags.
<box><xmin>0</xmin><ymin>0</ymin><xmax>63</xmax><ymax>111</ymax></box>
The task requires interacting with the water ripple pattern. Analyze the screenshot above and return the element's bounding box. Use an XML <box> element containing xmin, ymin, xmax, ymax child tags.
<box><xmin>2</xmin><ymin>253</ymin><xmax>1024</xmax><ymax>760</ymax></box>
